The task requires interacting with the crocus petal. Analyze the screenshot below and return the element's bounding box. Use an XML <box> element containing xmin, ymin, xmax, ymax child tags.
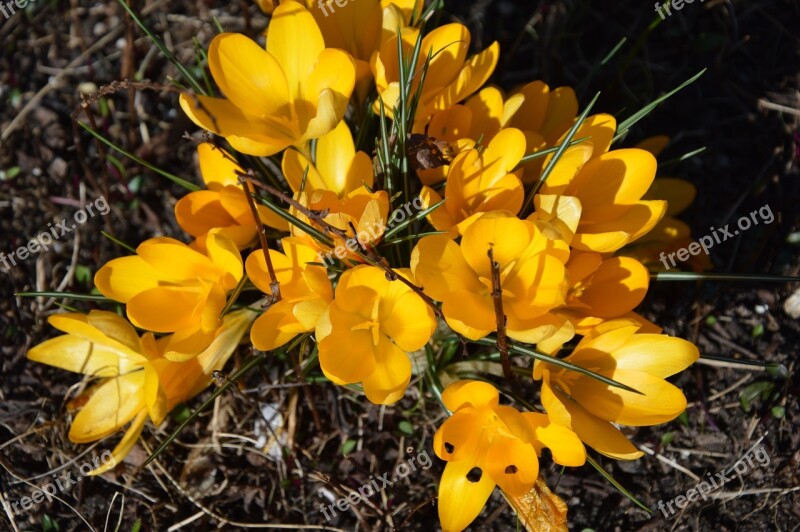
<box><xmin>485</xmin><ymin>436</ymin><xmax>539</xmax><ymax>497</ymax></box>
<box><xmin>411</xmin><ymin>234</ymin><xmax>483</xmax><ymax>301</ymax></box>
<box><xmin>465</xmin><ymin>86</ymin><xmax>505</xmax><ymax>138</ymax></box>
<box><xmin>508</xmin><ymin>80</ymin><xmax>549</xmax><ymax>133</ymax></box>
<box><xmin>567</xmin><ymin>113</ymin><xmax>616</xmax><ymax>157</ymax></box>
<box><xmin>420</xmin><ymin>186</ymin><xmax>458</xmax><ymax>233</ymax></box>
<box><xmin>572</xmin><ymin>256</ymin><xmax>649</xmax><ymax>318</ymax></box>
<box><xmin>317</xmin><ymin>306</ymin><xmax>377</xmax><ymax>384</ymax></box>
<box><xmin>421</xmin><ymin>23</ymin><xmax>469</xmax><ymax>92</ymax></box>
<box><xmin>192</xmin><ymin>308</ymin><xmax>257</xmax><ymax>375</ymax></box>
<box><xmin>87</xmin><ymin>410</ymin><xmax>147</xmax><ymax>476</ymax></box>
<box><xmin>568</xmin><ymin>149</ymin><xmax>657</xmax><ymax>212</ymax></box>
<box><xmin>208</xmin><ymin>33</ymin><xmax>289</xmax><ymax>118</ymax></box>
<box><xmin>27</xmin><ymin>336</ymin><xmax>140</xmax><ymax>377</ymax></box>
<box><xmin>441</xmin><ymin>289</ymin><xmax>496</xmax><ymax>340</ymax></box>
<box><xmin>69</xmin><ymin>371</ymin><xmax>145</xmax><ymax>443</ymax></box>
<box><xmin>45</xmin><ymin>312</ymin><xmax>142</xmax><ymax>358</ymax></box>
<box><xmin>609</xmin><ymin>335</ymin><xmax>699</xmax><ymax>377</ymax></box>
<box><xmin>127</xmin><ymin>286</ymin><xmax>206</xmax><ymax>332</ymax></box>
<box><xmin>315</xmin><ymin>119</ymin><xmax>356</xmax><ymax>196</ymax></box>
<box><xmin>433</xmin><ymin>408</ymin><xmax>483</xmax><ymax>461</ymax></box>
<box><xmin>539</xmin><ymin>143</ymin><xmax>593</xmax><ymax>195</ymax></box>
<box><xmin>197</xmin><ymin>142</ymin><xmax>242</xmax><ymax>188</ymax></box>
<box><xmin>523</xmin><ymin>412</ymin><xmax>586</xmax><ymax>467</ymax></box>
<box><xmin>361</xmin><ymin>337</ymin><xmax>412</xmax><ymax>405</ymax></box>
<box><xmin>635</xmin><ymin>135</ymin><xmax>670</xmax><ymax>157</ymax></box>
<box><xmin>282</xmin><ymin>147</ymin><xmax>326</xmax><ymax>193</ymax></box>
<box><xmin>175</xmin><ymin>191</ymin><xmax>238</xmax><ymax>238</ymax></box>
<box><xmin>160</xmin><ymin>326</ymin><xmax>218</xmax><ymax>362</ymax></box>
<box><xmin>493</xmin><ymin>405</ymin><xmax>536</xmax><ymax>442</ymax></box>
<box><xmin>431</xmin><ymin>41</ymin><xmax>500</xmax><ymax>113</ymax></box>
<box><xmin>94</xmin><ymin>256</ymin><xmax>161</xmax><ymax>303</ymax></box>
<box><xmin>461</xmin><ymin>215</ymin><xmax>534</xmax><ymax>278</ymax></box>
<box><xmin>302</xmin><ymin>87</ymin><xmax>351</xmax><ymax>140</ymax></box>
<box><xmin>137</xmin><ymin>238</ymin><xmax>217</xmax><ymax>282</ymax></box>
<box><xmin>144</xmin><ymin>363</ymin><xmax>168</xmax><ymax>425</ymax></box>
<box><xmin>179</xmin><ymin>94</ymin><xmax>293</xmax><ymax>156</ymax></box>
<box><xmin>204</xmin><ymin>233</ymin><xmax>243</xmax><ymax>289</ymax></box>
<box><xmin>428</xmin><ymin>105</ymin><xmax>473</xmax><ymax>142</ymax></box>
<box><xmin>644</xmin><ymin>177</ymin><xmax>697</xmax><ymax>216</ymax></box>
<box><xmin>480</xmin><ymin>128</ymin><xmax>526</xmax><ymax>183</ymax></box>
<box><xmin>531</xmin><ymin>194</ymin><xmax>582</xmax><ymax>244</ymax></box>
<box><xmin>572</xmin><ymin>369</ymin><xmax>689</xmax><ymax>426</ymax></box>
<box><xmin>441</xmin><ymin>380</ymin><xmax>499</xmax><ymax>411</ymax></box>
<box><xmin>573</xmin><ymin>200</ymin><xmax>667</xmax><ymax>252</ymax></box>
<box><xmin>293</xmin><ymin>298</ymin><xmax>329</xmax><ymax>331</ymax></box>
<box><xmin>382</xmin><ymin>290</ymin><xmax>436</xmax><ymax>351</ymax></box>
<box><xmin>541</xmin><ymin>86</ymin><xmax>579</xmax><ymax>144</ymax></box>
<box><xmin>545</xmin><ymin>383</ymin><xmax>643</xmax><ymax>460</ymax></box>
<box><xmin>438</xmin><ymin>456</ymin><xmax>496</xmax><ymax>532</ymax></box>
<box><xmin>250</xmin><ymin>300</ymin><xmax>305</xmax><ymax>351</ymax></box>
<box><xmin>267</xmin><ymin>0</ymin><xmax>325</xmax><ymax>100</ymax></box>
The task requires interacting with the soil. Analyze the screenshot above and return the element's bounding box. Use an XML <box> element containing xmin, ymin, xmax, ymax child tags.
<box><xmin>1</xmin><ymin>0</ymin><xmax>799</xmax><ymax>530</ymax></box>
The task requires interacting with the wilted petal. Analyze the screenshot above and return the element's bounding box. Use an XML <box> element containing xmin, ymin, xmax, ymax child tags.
<box><xmin>69</xmin><ymin>371</ymin><xmax>145</xmax><ymax>443</ymax></box>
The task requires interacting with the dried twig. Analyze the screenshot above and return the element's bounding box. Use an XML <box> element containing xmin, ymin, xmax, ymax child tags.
<box><xmin>488</xmin><ymin>247</ymin><xmax>512</xmax><ymax>380</ymax></box>
<box><xmin>241</xmin><ymin>178</ymin><xmax>281</xmax><ymax>303</ymax></box>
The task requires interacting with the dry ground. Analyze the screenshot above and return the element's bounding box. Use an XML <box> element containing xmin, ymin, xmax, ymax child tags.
<box><xmin>1</xmin><ymin>0</ymin><xmax>799</xmax><ymax>530</ymax></box>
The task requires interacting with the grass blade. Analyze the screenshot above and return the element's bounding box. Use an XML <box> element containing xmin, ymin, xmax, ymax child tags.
<box><xmin>79</xmin><ymin>122</ymin><xmax>199</xmax><ymax>191</ymax></box>
<box><xmin>101</xmin><ymin>231</ymin><xmax>137</xmax><ymax>253</ymax></box>
<box><xmin>117</xmin><ymin>0</ymin><xmax>207</xmax><ymax>95</ymax></box>
<box><xmin>252</xmin><ymin>194</ymin><xmax>334</xmax><ymax>248</ymax></box>
<box><xmin>522</xmin><ymin>92</ymin><xmax>600</xmax><ymax>212</ymax></box>
<box><xmin>474</xmin><ymin>337</ymin><xmax>643</xmax><ymax>394</ymax></box>
<box><xmin>652</xmin><ymin>272</ymin><xmax>800</xmax><ymax>283</ymax></box>
<box><xmin>383</xmin><ymin>199</ymin><xmax>445</xmax><ymax>240</ymax></box>
<box><xmin>586</xmin><ymin>455</ymin><xmax>652</xmax><ymax>514</ymax></box>
<box><xmin>16</xmin><ymin>292</ymin><xmax>114</xmax><ymax>302</ymax></box>
<box><xmin>518</xmin><ymin>136</ymin><xmax>591</xmax><ymax>165</ymax></box>
<box><xmin>614</xmin><ymin>69</ymin><xmax>705</xmax><ymax>143</ymax></box>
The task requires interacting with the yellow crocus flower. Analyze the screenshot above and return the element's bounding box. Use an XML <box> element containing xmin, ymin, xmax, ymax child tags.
<box><xmin>315</xmin><ymin>265</ymin><xmax>436</xmax><ymax>404</ymax></box>
<box><xmin>27</xmin><ymin>309</ymin><xmax>255</xmax><ymax>475</ymax></box>
<box><xmin>94</xmin><ymin>233</ymin><xmax>243</xmax><ymax>359</ymax></box>
<box><xmin>411</xmin><ymin>212</ymin><xmax>572</xmax><ymax>351</ymax></box>
<box><xmin>175</xmin><ymin>143</ymin><xmax>289</xmax><ymax>250</ymax></box>
<box><xmin>371</xmin><ymin>21</ymin><xmax>499</xmax><ymax>126</ymax></box>
<box><xmin>434</xmin><ymin>380</ymin><xmax>585</xmax><ymax>532</ymax></box>
<box><xmin>180</xmin><ymin>0</ymin><xmax>356</xmax><ymax>156</ymax></box>
<box><xmin>535</xmin><ymin>320</ymin><xmax>699</xmax><ymax>460</ymax></box>
<box><xmin>246</xmin><ymin>237</ymin><xmax>333</xmax><ymax>351</ymax></box>
<box><xmin>420</xmin><ymin>128</ymin><xmax>526</xmax><ymax>235</ymax></box>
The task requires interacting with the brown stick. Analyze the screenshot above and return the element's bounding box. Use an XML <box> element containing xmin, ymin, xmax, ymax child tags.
<box><xmin>488</xmin><ymin>247</ymin><xmax>513</xmax><ymax>380</ymax></box>
<box><xmin>241</xmin><ymin>178</ymin><xmax>281</xmax><ymax>303</ymax></box>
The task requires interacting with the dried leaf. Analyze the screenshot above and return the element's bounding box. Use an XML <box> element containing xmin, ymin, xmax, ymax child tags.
<box><xmin>503</xmin><ymin>475</ymin><xmax>568</xmax><ymax>532</ymax></box>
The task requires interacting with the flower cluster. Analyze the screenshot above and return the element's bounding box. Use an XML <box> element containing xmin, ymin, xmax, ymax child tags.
<box><xmin>28</xmin><ymin>0</ymin><xmax>702</xmax><ymax>528</ymax></box>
